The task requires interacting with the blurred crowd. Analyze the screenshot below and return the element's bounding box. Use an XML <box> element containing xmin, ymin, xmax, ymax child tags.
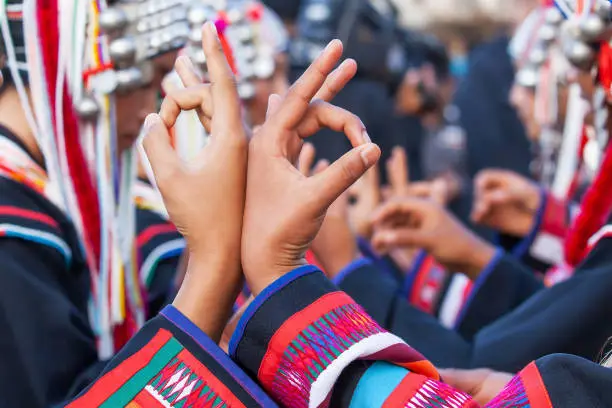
<box><xmin>2</xmin><ymin>0</ymin><xmax>612</xmax><ymax>407</ymax></box>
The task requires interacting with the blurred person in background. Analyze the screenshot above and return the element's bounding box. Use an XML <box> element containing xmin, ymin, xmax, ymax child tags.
<box><xmin>290</xmin><ymin>0</ymin><xmax>400</xmax><ymax>178</ymax></box>
<box><xmin>451</xmin><ymin>0</ymin><xmax>540</xmax><ymax>240</ymax></box>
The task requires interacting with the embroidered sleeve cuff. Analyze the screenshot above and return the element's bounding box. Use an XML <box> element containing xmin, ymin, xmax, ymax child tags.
<box><xmin>508</xmin><ymin>189</ymin><xmax>568</xmax><ymax>269</ymax></box>
<box><xmin>68</xmin><ymin>307</ymin><xmax>273</xmax><ymax>408</ymax></box>
<box><xmin>228</xmin><ymin>266</ymin><xmax>437</xmax><ymax>408</ymax></box>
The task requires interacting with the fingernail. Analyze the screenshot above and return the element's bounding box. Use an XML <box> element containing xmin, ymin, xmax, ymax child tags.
<box><xmin>205</xmin><ymin>21</ymin><xmax>218</xmax><ymax>38</ymax></box>
<box><xmin>362</xmin><ymin>129</ymin><xmax>371</xmax><ymax>144</ymax></box>
<box><xmin>178</xmin><ymin>55</ymin><xmax>195</xmax><ymax>73</ymax></box>
<box><xmin>360</xmin><ymin>144</ymin><xmax>378</xmax><ymax>167</ymax></box>
<box><xmin>143</xmin><ymin>113</ymin><xmax>159</xmax><ymax>132</ymax></box>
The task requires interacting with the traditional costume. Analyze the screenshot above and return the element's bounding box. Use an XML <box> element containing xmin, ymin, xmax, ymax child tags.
<box><xmin>0</xmin><ymin>0</ymin><xmax>190</xmax><ymax>404</ymax></box>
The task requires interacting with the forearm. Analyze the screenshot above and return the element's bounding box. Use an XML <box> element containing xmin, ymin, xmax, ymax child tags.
<box><xmin>173</xmin><ymin>251</ymin><xmax>243</xmax><ymax>343</ymax></box>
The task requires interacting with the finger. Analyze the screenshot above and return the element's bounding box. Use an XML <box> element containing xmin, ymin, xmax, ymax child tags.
<box><xmin>313</xmin><ymin>58</ymin><xmax>357</xmax><ymax>102</ymax></box>
<box><xmin>471</xmin><ymin>197</ymin><xmax>493</xmax><ymax>223</ymax></box>
<box><xmin>387</xmin><ymin>146</ymin><xmax>409</xmax><ymax>194</ymax></box>
<box><xmin>141</xmin><ymin>113</ymin><xmax>182</xmax><ymax>185</ymax></box>
<box><xmin>474</xmin><ymin>169</ymin><xmax>508</xmax><ymax>192</ymax></box>
<box><xmin>274</xmin><ymin>39</ymin><xmax>344</xmax><ymax>129</ymax></box>
<box><xmin>158</xmin><ymin>85</ymin><xmax>213</xmax><ymax>129</ymax></box>
<box><xmin>266</xmin><ymin>93</ymin><xmax>282</xmax><ymax>120</ymax></box>
<box><xmin>296</xmin><ymin>101</ymin><xmax>368</xmax><ymax>146</ymax></box>
<box><xmin>309</xmin><ymin>143</ymin><xmax>381</xmax><ymax>209</ymax></box>
<box><xmin>439</xmin><ymin>369</ymin><xmax>484</xmax><ymax>395</ymax></box>
<box><xmin>371</xmin><ymin>228</ymin><xmax>424</xmax><ymax>253</ymax></box>
<box><xmin>371</xmin><ymin>197</ymin><xmax>430</xmax><ymax>225</ymax></box>
<box><xmin>298</xmin><ymin>142</ymin><xmax>317</xmax><ymax>175</ymax></box>
<box><xmin>406</xmin><ymin>182</ymin><xmax>435</xmax><ymax>199</ymax></box>
<box><xmin>431</xmin><ymin>179</ymin><xmax>449</xmax><ymax>206</ymax></box>
<box><xmin>312</xmin><ymin>159</ymin><xmax>330</xmax><ymax>175</ymax></box>
<box><xmin>201</xmin><ymin>22</ymin><xmax>242</xmax><ymax>133</ymax></box>
<box><xmin>175</xmin><ymin>55</ymin><xmax>202</xmax><ymax>87</ymax></box>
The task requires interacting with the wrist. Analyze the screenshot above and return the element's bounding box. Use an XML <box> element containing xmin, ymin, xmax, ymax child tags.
<box><xmin>244</xmin><ymin>254</ymin><xmax>307</xmax><ymax>296</ymax></box>
<box><xmin>463</xmin><ymin>238</ymin><xmax>497</xmax><ymax>280</ymax></box>
<box><xmin>173</xmin><ymin>250</ymin><xmax>242</xmax><ymax>341</ymax></box>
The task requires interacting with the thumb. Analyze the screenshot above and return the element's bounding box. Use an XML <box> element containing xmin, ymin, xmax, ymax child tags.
<box><xmin>141</xmin><ymin>113</ymin><xmax>182</xmax><ymax>187</ymax></box>
<box><xmin>439</xmin><ymin>369</ymin><xmax>484</xmax><ymax>395</ymax></box>
<box><xmin>311</xmin><ymin>143</ymin><xmax>381</xmax><ymax>209</ymax></box>
<box><xmin>371</xmin><ymin>228</ymin><xmax>425</xmax><ymax>253</ymax></box>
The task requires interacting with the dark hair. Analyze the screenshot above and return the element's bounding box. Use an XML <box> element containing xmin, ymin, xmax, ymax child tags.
<box><xmin>262</xmin><ymin>0</ymin><xmax>302</xmax><ymax>22</ymax></box>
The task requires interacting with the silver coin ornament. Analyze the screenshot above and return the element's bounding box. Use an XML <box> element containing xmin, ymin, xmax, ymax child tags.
<box><xmin>75</xmin><ymin>95</ymin><xmax>100</xmax><ymax>121</ymax></box>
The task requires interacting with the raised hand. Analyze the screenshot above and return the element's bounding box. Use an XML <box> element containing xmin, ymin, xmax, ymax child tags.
<box><xmin>241</xmin><ymin>40</ymin><xmax>381</xmax><ymax>294</ymax></box>
<box><xmin>472</xmin><ymin>169</ymin><xmax>541</xmax><ymax>237</ymax></box>
<box><xmin>141</xmin><ymin>22</ymin><xmax>247</xmax><ymax>341</ymax></box>
<box><xmin>371</xmin><ymin>197</ymin><xmax>496</xmax><ymax>280</ymax></box>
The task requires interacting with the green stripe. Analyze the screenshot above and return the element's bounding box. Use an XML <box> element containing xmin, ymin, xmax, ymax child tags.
<box><xmin>100</xmin><ymin>337</ymin><xmax>184</xmax><ymax>408</ymax></box>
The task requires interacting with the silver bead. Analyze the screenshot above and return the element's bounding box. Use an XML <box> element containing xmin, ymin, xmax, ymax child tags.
<box><xmin>236</xmin><ymin>25</ymin><xmax>254</xmax><ymax>43</ymax></box>
<box><xmin>565</xmin><ymin>40</ymin><xmax>595</xmax><ymax>69</ymax></box>
<box><xmin>515</xmin><ymin>66</ymin><xmax>538</xmax><ymax>88</ymax></box>
<box><xmin>109</xmin><ymin>37</ymin><xmax>137</xmax><ymax>66</ymax></box>
<box><xmin>188</xmin><ymin>5</ymin><xmax>209</xmax><ymax>25</ymax></box>
<box><xmin>193</xmin><ymin>49</ymin><xmax>207</xmax><ymax>66</ymax></box>
<box><xmin>544</xmin><ymin>8</ymin><xmax>563</xmax><ymax>26</ymax></box>
<box><xmin>529</xmin><ymin>46</ymin><xmax>547</xmax><ymax>66</ymax></box>
<box><xmin>253</xmin><ymin>57</ymin><xmax>275</xmax><ymax>79</ymax></box>
<box><xmin>189</xmin><ymin>27</ymin><xmax>202</xmax><ymax>44</ymax></box>
<box><xmin>115</xmin><ymin>67</ymin><xmax>144</xmax><ymax>93</ymax></box>
<box><xmin>75</xmin><ymin>95</ymin><xmax>100</xmax><ymax>121</ymax></box>
<box><xmin>579</xmin><ymin>14</ymin><xmax>606</xmax><ymax>42</ymax></box>
<box><xmin>237</xmin><ymin>81</ymin><xmax>256</xmax><ymax>100</ymax></box>
<box><xmin>241</xmin><ymin>45</ymin><xmax>257</xmax><ymax>60</ymax></box>
<box><xmin>227</xmin><ymin>8</ymin><xmax>243</xmax><ymax>24</ymax></box>
<box><xmin>99</xmin><ymin>8</ymin><xmax>128</xmax><ymax>35</ymax></box>
<box><xmin>595</xmin><ymin>0</ymin><xmax>612</xmax><ymax>20</ymax></box>
<box><xmin>539</xmin><ymin>24</ymin><xmax>557</xmax><ymax>44</ymax></box>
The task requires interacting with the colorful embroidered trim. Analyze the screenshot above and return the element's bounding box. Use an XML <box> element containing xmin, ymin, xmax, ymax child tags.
<box><xmin>406</xmin><ymin>254</ymin><xmax>448</xmax><ymax>315</ymax></box>
<box><xmin>140</xmin><ymin>238</ymin><xmax>186</xmax><ymax>287</ymax></box>
<box><xmin>485</xmin><ymin>362</ymin><xmax>552</xmax><ymax>408</ymax></box>
<box><xmin>387</xmin><ymin>374</ymin><xmax>475</xmax><ymax>408</ymax></box>
<box><xmin>0</xmin><ymin>205</ymin><xmax>60</xmax><ymax>228</ymax></box>
<box><xmin>68</xmin><ymin>329</ymin><xmax>244</xmax><ymax>408</ymax></box>
<box><xmin>0</xmin><ymin>223</ymin><xmax>72</xmax><ymax>265</ymax></box>
<box><xmin>257</xmin><ymin>291</ymin><xmax>437</xmax><ymax>408</ymax></box>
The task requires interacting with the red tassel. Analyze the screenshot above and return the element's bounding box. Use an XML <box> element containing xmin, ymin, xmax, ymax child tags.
<box><xmin>565</xmin><ymin>143</ymin><xmax>612</xmax><ymax>265</ymax></box>
<box><xmin>37</xmin><ymin>1</ymin><xmax>101</xmax><ymax>267</ymax></box>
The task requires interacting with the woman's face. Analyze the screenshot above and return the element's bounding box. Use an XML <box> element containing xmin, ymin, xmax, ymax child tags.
<box><xmin>115</xmin><ymin>52</ymin><xmax>177</xmax><ymax>153</ymax></box>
